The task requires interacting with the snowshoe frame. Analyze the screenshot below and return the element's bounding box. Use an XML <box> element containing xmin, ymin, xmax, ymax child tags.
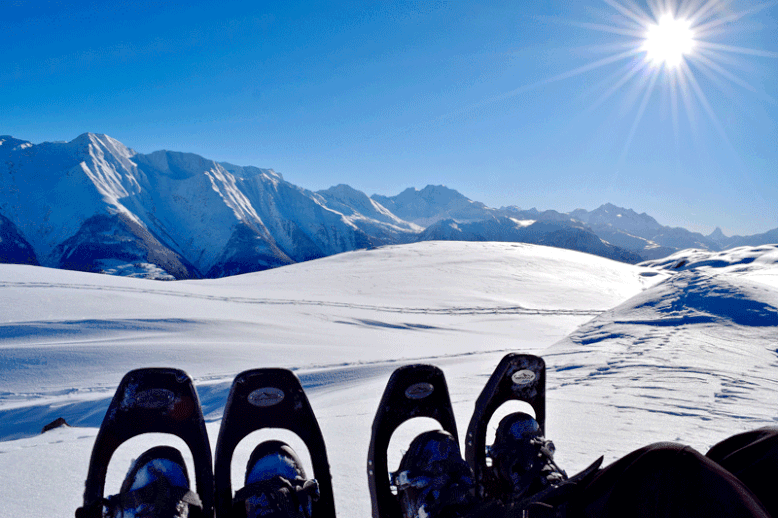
<box><xmin>465</xmin><ymin>353</ymin><xmax>546</xmax><ymax>500</ymax></box>
<box><xmin>77</xmin><ymin>368</ymin><xmax>214</xmax><ymax>518</ymax></box>
<box><xmin>214</xmin><ymin>368</ymin><xmax>336</xmax><ymax>518</ymax></box>
<box><xmin>367</xmin><ymin>364</ymin><xmax>459</xmax><ymax>518</ymax></box>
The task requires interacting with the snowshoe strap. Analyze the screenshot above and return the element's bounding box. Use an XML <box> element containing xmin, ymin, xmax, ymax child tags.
<box><xmin>507</xmin><ymin>456</ymin><xmax>603</xmax><ymax>518</ymax></box>
<box><xmin>393</xmin><ymin>468</ymin><xmax>476</xmax><ymax>518</ymax></box>
<box><xmin>106</xmin><ymin>480</ymin><xmax>203</xmax><ymax>518</ymax></box>
<box><xmin>76</xmin><ymin>482</ymin><xmax>204</xmax><ymax>518</ymax></box>
<box><xmin>233</xmin><ymin>476</ymin><xmax>320</xmax><ymax>518</ymax></box>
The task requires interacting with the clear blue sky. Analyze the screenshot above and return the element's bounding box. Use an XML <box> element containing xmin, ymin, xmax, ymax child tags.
<box><xmin>3</xmin><ymin>0</ymin><xmax>777</xmax><ymax>235</ymax></box>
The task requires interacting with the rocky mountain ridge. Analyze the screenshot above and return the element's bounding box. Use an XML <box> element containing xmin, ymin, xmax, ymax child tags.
<box><xmin>1</xmin><ymin>133</ymin><xmax>774</xmax><ymax>279</ymax></box>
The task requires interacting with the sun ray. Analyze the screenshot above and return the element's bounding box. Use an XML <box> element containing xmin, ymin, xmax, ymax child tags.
<box><xmin>670</xmin><ymin>71</ymin><xmax>681</xmax><ymax>149</ymax></box>
<box><xmin>691</xmin><ymin>1</ymin><xmax>774</xmax><ymax>34</ymax></box>
<box><xmin>620</xmin><ymin>66</ymin><xmax>662</xmax><ymax>161</ymax></box>
<box><xmin>676</xmin><ymin>64</ymin><xmax>700</xmax><ymax>137</ymax></box>
<box><xmin>558</xmin><ymin>19</ymin><xmax>649</xmax><ymax>38</ymax></box>
<box><xmin>676</xmin><ymin>0</ymin><xmax>708</xmax><ymax>20</ymax></box>
<box><xmin>587</xmin><ymin>58</ymin><xmax>651</xmax><ymax>112</ymax></box>
<box><xmin>491</xmin><ymin>47</ymin><xmax>643</xmax><ymax>105</ymax></box>
<box><xmin>694</xmin><ymin>40</ymin><xmax>778</xmax><ymax>57</ymax></box>
<box><xmin>692</xmin><ymin>51</ymin><xmax>761</xmax><ymax>94</ymax></box>
<box><xmin>681</xmin><ymin>61</ymin><xmax>732</xmax><ymax>144</ymax></box>
<box><xmin>603</xmin><ymin>0</ymin><xmax>653</xmax><ymax>26</ymax></box>
<box><xmin>686</xmin><ymin>0</ymin><xmax>737</xmax><ymax>26</ymax></box>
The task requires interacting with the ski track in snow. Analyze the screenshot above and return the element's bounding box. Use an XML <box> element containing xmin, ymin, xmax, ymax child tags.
<box><xmin>0</xmin><ymin>280</ymin><xmax>603</xmax><ymax>317</ymax></box>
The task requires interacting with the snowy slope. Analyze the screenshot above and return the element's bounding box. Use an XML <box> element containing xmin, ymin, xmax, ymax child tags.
<box><xmin>0</xmin><ymin>241</ymin><xmax>776</xmax><ymax>517</ymax></box>
<box><xmin>316</xmin><ymin>184</ymin><xmax>422</xmax><ymax>245</ymax></box>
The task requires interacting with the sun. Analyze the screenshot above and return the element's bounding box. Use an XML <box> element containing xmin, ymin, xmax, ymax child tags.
<box><xmin>642</xmin><ymin>14</ymin><xmax>695</xmax><ymax>68</ymax></box>
<box><xmin>493</xmin><ymin>0</ymin><xmax>775</xmax><ymax>158</ymax></box>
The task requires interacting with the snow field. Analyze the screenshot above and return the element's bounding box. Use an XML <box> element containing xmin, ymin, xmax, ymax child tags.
<box><xmin>1</xmin><ymin>241</ymin><xmax>776</xmax><ymax>518</ymax></box>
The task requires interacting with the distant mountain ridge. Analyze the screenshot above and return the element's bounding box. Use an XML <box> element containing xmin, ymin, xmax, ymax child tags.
<box><xmin>1</xmin><ymin>133</ymin><xmax>775</xmax><ymax>279</ymax></box>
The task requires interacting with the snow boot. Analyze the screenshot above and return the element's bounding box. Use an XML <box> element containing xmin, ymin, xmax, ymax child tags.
<box><xmin>106</xmin><ymin>445</ymin><xmax>203</xmax><ymax>518</ymax></box>
<box><xmin>392</xmin><ymin>430</ymin><xmax>477</xmax><ymax>518</ymax></box>
<box><xmin>488</xmin><ymin>412</ymin><xmax>567</xmax><ymax>502</ymax></box>
<box><xmin>232</xmin><ymin>440</ymin><xmax>320</xmax><ymax>518</ymax></box>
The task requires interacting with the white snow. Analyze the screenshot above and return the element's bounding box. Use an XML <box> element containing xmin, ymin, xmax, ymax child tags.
<box><xmin>508</xmin><ymin>218</ymin><xmax>536</xmax><ymax>227</ymax></box>
<box><xmin>0</xmin><ymin>241</ymin><xmax>776</xmax><ymax>518</ymax></box>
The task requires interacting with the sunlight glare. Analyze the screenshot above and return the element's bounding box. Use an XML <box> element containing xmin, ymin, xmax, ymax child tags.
<box><xmin>643</xmin><ymin>15</ymin><xmax>695</xmax><ymax>68</ymax></box>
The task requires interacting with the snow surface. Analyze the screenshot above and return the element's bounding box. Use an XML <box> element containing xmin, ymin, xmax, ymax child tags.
<box><xmin>0</xmin><ymin>241</ymin><xmax>776</xmax><ymax>518</ymax></box>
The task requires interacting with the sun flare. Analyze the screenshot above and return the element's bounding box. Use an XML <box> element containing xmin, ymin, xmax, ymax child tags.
<box><xmin>511</xmin><ymin>0</ymin><xmax>777</xmax><ymax>158</ymax></box>
<box><xmin>643</xmin><ymin>14</ymin><xmax>695</xmax><ymax>68</ymax></box>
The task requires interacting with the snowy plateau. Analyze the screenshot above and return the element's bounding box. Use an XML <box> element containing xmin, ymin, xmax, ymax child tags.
<box><xmin>3</xmin><ymin>133</ymin><xmax>778</xmax><ymax>280</ymax></box>
<box><xmin>0</xmin><ymin>241</ymin><xmax>776</xmax><ymax>517</ymax></box>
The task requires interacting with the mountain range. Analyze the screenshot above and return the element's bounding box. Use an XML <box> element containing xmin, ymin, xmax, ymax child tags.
<box><xmin>2</xmin><ymin>133</ymin><xmax>776</xmax><ymax>280</ymax></box>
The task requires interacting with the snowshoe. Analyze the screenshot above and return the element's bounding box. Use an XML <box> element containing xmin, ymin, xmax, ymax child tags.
<box><xmin>232</xmin><ymin>440</ymin><xmax>320</xmax><ymax>518</ymax></box>
<box><xmin>104</xmin><ymin>446</ymin><xmax>203</xmax><ymax>518</ymax></box>
<box><xmin>215</xmin><ymin>368</ymin><xmax>335</xmax><ymax>518</ymax></box>
<box><xmin>76</xmin><ymin>368</ymin><xmax>213</xmax><ymax>518</ymax></box>
<box><xmin>367</xmin><ymin>364</ymin><xmax>459</xmax><ymax>518</ymax></box>
<box><xmin>392</xmin><ymin>430</ymin><xmax>477</xmax><ymax>518</ymax></box>
<box><xmin>465</xmin><ymin>354</ymin><xmax>546</xmax><ymax>501</ymax></box>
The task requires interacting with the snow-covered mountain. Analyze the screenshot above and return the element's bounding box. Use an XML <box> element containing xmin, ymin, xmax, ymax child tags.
<box><xmin>568</xmin><ymin>203</ymin><xmax>720</xmax><ymax>259</ymax></box>
<box><xmin>417</xmin><ymin>217</ymin><xmax>643</xmax><ymax>263</ymax></box>
<box><xmin>372</xmin><ymin>185</ymin><xmax>501</xmax><ymax>226</ymax></box>
<box><xmin>2</xmin><ymin>133</ymin><xmax>775</xmax><ymax>280</ymax></box>
<box><xmin>0</xmin><ymin>134</ymin><xmax>373</xmax><ymax>279</ymax></box>
<box><xmin>0</xmin><ymin>212</ymin><xmax>38</xmax><ymax>266</ymax></box>
<box><xmin>315</xmin><ymin>184</ymin><xmax>421</xmax><ymax>245</ymax></box>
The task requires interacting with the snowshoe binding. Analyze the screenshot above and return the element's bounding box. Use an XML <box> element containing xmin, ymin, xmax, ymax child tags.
<box><xmin>392</xmin><ymin>430</ymin><xmax>477</xmax><ymax>518</ymax></box>
<box><xmin>104</xmin><ymin>446</ymin><xmax>203</xmax><ymax>518</ymax></box>
<box><xmin>487</xmin><ymin>412</ymin><xmax>567</xmax><ymax>502</ymax></box>
<box><xmin>232</xmin><ymin>440</ymin><xmax>320</xmax><ymax>518</ymax></box>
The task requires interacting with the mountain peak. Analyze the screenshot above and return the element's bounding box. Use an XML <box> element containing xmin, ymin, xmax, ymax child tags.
<box><xmin>0</xmin><ymin>136</ymin><xmax>33</xmax><ymax>151</ymax></box>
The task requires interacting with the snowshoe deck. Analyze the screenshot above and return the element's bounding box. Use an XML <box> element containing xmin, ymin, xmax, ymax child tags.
<box><xmin>214</xmin><ymin>368</ymin><xmax>335</xmax><ymax>518</ymax></box>
<box><xmin>367</xmin><ymin>364</ymin><xmax>458</xmax><ymax>518</ymax></box>
<box><xmin>77</xmin><ymin>368</ymin><xmax>213</xmax><ymax>518</ymax></box>
<box><xmin>465</xmin><ymin>353</ymin><xmax>546</xmax><ymax>500</ymax></box>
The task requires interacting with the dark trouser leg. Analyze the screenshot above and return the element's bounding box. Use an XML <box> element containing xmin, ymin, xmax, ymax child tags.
<box><xmin>707</xmin><ymin>426</ymin><xmax>778</xmax><ymax>517</ymax></box>
<box><xmin>569</xmin><ymin>442</ymin><xmax>769</xmax><ymax>518</ymax></box>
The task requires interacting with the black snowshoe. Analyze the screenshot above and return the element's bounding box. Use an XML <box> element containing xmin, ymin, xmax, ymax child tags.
<box><xmin>76</xmin><ymin>368</ymin><xmax>213</xmax><ymax>518</ymax></box>
<box><xmin>215</xmin><ymin>368</ymin><xmax>335</xmax><ymax>518</ymax></box>
<box><xmin>465</xmin><ymin>353</ymin><xmax>548</xmax><ymax>503</ymax></box>
<box><xmin>466</xmin><ymin>354</ymin><xmax>602</xmax><ymax>514</ymax></box>
<box><xmin>368</xmin><ymin>364</ymin><xmax>475</xmax><ymax>518</ymax></box>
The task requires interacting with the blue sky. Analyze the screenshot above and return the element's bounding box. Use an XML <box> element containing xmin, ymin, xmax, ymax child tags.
<box><xmin>2</xmin><ymin>0</ymin><xmax>777</xmax><ymax>235</ymax></box>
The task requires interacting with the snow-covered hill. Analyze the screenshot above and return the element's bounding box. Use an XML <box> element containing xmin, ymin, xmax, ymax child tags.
<box><xmin>0</xmin><ymin>242</ymin><xmax>776</xmax><ymax>518</ymax></box>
